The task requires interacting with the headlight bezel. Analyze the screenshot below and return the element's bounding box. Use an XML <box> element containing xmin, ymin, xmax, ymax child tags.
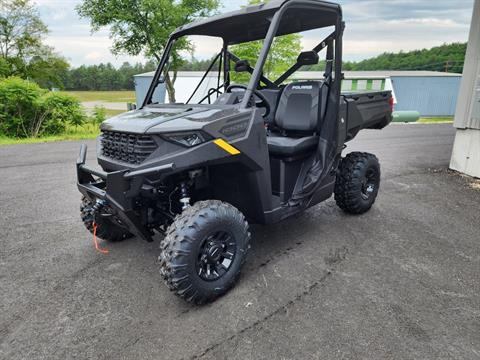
<box><xmin>161</xmin><ymin>131</ymin><xmax>213</xmax><ymax>148</ymax></box>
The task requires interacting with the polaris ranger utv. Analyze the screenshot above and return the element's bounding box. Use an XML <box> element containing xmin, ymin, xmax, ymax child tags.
<box><xmin>77</xmin><ymin>0</ymin><xmax>393</xmax><ymax>304</ymax></box>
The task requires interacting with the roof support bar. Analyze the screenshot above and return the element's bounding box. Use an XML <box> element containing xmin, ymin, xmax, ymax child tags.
<box><xmin>142</xmin><ymin>37</ymin><xmax>175</xmax><ymax>108</ymax></box>
<box><xmin>274</xmin><ymin>30</ymin><xmax>336</xmax><ymax>86</ymax></box>
<box><xmin>241</xmin><ymin>7</ymin><xmax>283</xmax><ymax>108</ymax></box>
<box><xmin>227</xmin><ymin>52</ymin><xmax>277</xmax><ymax>88</ymax></box>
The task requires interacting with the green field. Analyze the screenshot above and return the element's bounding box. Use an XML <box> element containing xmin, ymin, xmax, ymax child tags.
<box><xmin>105</xmin><ymin>109</ymin><xmax>127</xmax><ymax>117</ymax></box>
<box><xmin>64</xmin><ymin>90</ymin><xmax>136</xmax><ymax>103</ymax></box>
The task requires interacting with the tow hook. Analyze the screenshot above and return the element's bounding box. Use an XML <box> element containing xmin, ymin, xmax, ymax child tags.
<box><xmin>92</xmin><ymin>199</ymin><xmax>107</xmax><ymax>213</ymax></box>
<box><xmin>91</xmin><ymin>199</ymin><xmax>114</xmax><ymax>220</ymax></box>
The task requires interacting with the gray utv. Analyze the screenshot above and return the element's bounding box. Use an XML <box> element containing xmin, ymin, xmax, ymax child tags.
<box><xmin>77</xmin><ymin>0</ymin><xmax>393</xmax><ymax>304</ymax></box>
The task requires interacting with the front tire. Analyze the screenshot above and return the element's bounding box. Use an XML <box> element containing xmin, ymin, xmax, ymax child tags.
<box><xmin>159</xmin><ymin>200</ymin><xmax>250</xmax><ymax>305</ymax></box>
<box><xmin>334</xmin><ymin>152</ymin><xmax>381</xmax><ymax>214</ymax></box>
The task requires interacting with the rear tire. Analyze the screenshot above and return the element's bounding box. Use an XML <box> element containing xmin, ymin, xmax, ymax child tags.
<box><xmin>80</xmin><ymin>196</ymin><xmax>133</xmax><ymax>242</ymax></box>
<box><xmin>334</xmin><ymin>152</ymin><xmax>381</xmax><ymax>214</ymax></box>
<box><xmin>159</xmin><ymin>200</ymin><xmax>250</xmax><ymax>305</ymax></box>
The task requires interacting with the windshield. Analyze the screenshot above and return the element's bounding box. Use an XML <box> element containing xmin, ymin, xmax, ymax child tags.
<box><xmin>145</xmin><ymin>26</ymin><xmax>335</xmax><ymax>107</ymax></box>
<box><xmin>159</xmin><ymin>35</ymin><xmax>224</xmax><ymax>104</ymax></box>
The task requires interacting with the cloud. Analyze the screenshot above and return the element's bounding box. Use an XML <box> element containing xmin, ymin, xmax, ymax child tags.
<box><xmin>35</xmin><ymin>0</ymin><xmax>475</xmax><ymax>66</ymax></box>
<box><xmin>386</xmin><ymin>18</ymin><xmax>459</xmax><ymax>27</ymax></box>
<box><xmin>85</xmin><ymin>51</ymin><xmax>103</xmax><ymax>61</ymax></box>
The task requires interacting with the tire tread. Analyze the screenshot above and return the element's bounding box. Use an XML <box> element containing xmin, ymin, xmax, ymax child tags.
<box><xmin>159</xmin><ymin>200</ymin><xmax>250</xmax><ymax>305</ymax></box>
<box><xmin>334</xmin><ymin>152</ymin><xmax>380</xmax><ymax>214</ymax></box>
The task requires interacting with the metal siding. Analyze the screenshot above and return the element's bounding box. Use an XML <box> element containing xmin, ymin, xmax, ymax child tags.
<box><xmin>450</xmin><ymin>0</ymin><xmax>480</xmax><ymax>178</ymax></box>
<box><xmin>453</xmin><ymin>0</ymin><xmax>480</xmax><ymax>130</ymax></box>
<box><xmin>391</xmin><ymin>76</ymin><xmax>461</xmax><ymax>116</ymax></box>
<box><xmin>471</xmin><ymin>73</ymin><xmax>480</xmax><ymax>129</ymax></box>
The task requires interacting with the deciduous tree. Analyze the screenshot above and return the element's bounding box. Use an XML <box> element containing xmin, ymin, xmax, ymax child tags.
<box><xmin>0</xmin><ymin>0</ymin><xmax>47</xmax><ymax>59</ymax></box>
<box><xmin>0</xmin><ymin>0</ymin><xmax>69</xmax><ymax>88</ymax></box>
<box><xmin>77</xmin><ymin>0</ymin><xmax>220</xmax><ymax>103</ymax></box>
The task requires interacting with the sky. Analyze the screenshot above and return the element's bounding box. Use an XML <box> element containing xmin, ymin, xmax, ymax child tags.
<box><xmin>34</xmin><ymin>0</ymin><xmax>475</xmax><ymax>68</ymax></box>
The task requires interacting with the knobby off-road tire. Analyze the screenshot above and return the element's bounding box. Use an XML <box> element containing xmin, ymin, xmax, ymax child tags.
<box><xmin>334</xmin><ymin>152</ymin><xmax>381</xmax><ymax>214</ymax></box>
<box><xmin>80</xmin><ymin>196</ymin><xmax>133</xmax><ymax>242</ymax></box>
<box><xmin>159</xmin><ymin>200</ymin><xmax>250</xmax><ymax>305</ymax></box>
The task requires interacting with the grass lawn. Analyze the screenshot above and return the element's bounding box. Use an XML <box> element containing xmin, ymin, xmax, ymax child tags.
<box><xmin>64</xmin><ymin>90</ymin><xmax>136</xmax><ymax>103</ymax></box>
<box><xmin>105</xmin><ymin>109</ymin><xmax>127</xmax><ymax>117</ymax></box>
<box><xmin>418</xmin><ymin>117</ymin><xmax>454</xmax><ymax>124</ymax></box>
<box><xmin>0</xmin><ymin>123</ymin><xmax>101</xmax><ymax>146</ymax></box>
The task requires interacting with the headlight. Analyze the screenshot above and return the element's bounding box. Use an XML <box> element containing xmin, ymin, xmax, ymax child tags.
<box><xmin>162</xmin><ymin>131</ymin><xmax>212</xmax><ymax>148</ymax></box>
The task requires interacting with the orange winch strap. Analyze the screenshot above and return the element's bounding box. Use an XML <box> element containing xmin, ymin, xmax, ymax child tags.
<box><xmin>93</xmin><ymin>222</ymin><xmax>109</xmax><ymax>254</ymax></box>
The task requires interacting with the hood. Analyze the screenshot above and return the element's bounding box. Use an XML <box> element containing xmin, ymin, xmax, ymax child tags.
<box><xmin>100</xmin><ymin>104</ymin><xmax>220</xmax><ymax>134</ymax></box>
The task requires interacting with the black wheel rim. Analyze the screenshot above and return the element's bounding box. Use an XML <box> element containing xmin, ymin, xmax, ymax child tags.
<box><xmin>361</xmin><ymin>168</ymin><xmax>378</xmax><ymax>200</ymax></box>
<box><xmin>197</xmin><ymin>231</ymin><xmax>236</xmax><ymax>281</ymax></box>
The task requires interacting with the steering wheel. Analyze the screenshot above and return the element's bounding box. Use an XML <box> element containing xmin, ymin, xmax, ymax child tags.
<box><xmin>226</xmin><ymin>84</ymin><xmax>271</xmax><ymax>118</ymax></box>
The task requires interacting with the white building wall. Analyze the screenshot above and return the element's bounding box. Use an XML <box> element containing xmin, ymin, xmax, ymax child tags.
<box><xmin>169</xmin><ymin>75</ymin><xmax>220</xmax><ymax>104</ymax></box>
<box><xmin>450</xmin><ymin>0</ymin><xmax>480</xmax><ymax>178</ymax></box>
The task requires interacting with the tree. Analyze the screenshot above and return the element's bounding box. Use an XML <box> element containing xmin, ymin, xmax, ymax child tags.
<box><xmin>77</xmin><ymin>0</ymin><xmax>220</xmax><ymax>103</ymax></box>
<box><xmin>343</xmin><ymin>43</ymin><xmax>466</xmax><ymax>74</ymax></box>
<box><xmin>0</xmin><ymin>0</ymin><xmax>47</xmax><ymax>59</ymax></box>
<box><xmin>0</xmin><ymin>0</ymin><xmax>69</xmax><ymax>88</ymax></box>
<box><xmin>25</xmin><ymin>46</ymin><xmax>69</xmax><ymax>89</ymax></box>
<box><xmin>61</xmin><ymin>61</ymin><xmax>157</xmax><ymax>91</ymax></box>
<box><xmin>229</xmin><ymin>0</ymin><xmax>302</xmax><ymax>84</ymax></box>
<box><xmin>0</xmin><ymin>56</ymin><xmax>9</xmax><ymax>77</ymax></box>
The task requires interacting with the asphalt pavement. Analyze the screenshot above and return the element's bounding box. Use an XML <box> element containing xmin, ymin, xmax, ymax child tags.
<box><xmin>1</xmin><ymin>124</ymin><xmax>479</xmax><ymax>360</ymax></box>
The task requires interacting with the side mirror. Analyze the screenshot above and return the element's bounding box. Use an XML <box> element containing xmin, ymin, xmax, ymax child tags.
<box><xmin>234</xmin><ymin>60</ymin><xmax>251</xmax><ymax>73</ymax></box>
<box><xmin>297</xmin><ymin>51</ymin><xmax>319</xmax><ymax>66</ymax></box>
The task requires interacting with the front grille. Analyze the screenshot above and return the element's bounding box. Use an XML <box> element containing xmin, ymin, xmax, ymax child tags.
<box><xmin>100</xmin><ymin>131</ymin><xmax>158</xmax><ymax>165</ymax></box>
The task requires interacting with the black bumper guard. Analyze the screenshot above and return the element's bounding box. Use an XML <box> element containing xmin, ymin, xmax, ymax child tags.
<box><xmin>76</xmin><ymin>144</ymin><xmax>175</xmax><ymax>242</ymax></box>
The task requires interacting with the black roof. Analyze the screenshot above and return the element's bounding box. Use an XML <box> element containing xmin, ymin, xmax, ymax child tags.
<box><xmin>172</xmin><ymin>0</ymin><xmax>341</xmax><ymax>45</ymax></box>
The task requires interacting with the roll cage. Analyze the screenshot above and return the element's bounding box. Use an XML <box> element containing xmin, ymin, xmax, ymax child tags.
<box><xmin>182</xmin><ymin>28</ymin><xmax>337</xmax><ymax>105</ymax></box>
<box><xmin>142</xmin><ymin>0</ymin><xmax>343</xmax><ymax>110</ymax></box>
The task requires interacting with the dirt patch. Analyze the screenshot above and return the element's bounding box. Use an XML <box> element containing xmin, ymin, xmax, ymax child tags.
<box><xmin>470</xmin><ymin>180</ymin><xmax>480</xmax><ymax>191</ymax></box>
<box><xmin>430</xmin><ymin>167</ymin><xmax>480</xmax><ymax>191</ymax></box>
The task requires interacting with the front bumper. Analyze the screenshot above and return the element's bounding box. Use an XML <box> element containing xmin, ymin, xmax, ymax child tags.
<box><xmin>76</xmin><ymin>144</ymin><xmax>175</xmax><ymax>242</ymax></box>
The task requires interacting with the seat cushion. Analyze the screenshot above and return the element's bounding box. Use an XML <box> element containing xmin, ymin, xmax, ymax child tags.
<box><xmin>274</xmin><ymin>81</ymin><xmax>323</xmax><ymax>133</ymax></box>
<box><xmin>267</xmin><ymin>133</ymin><xmax>318</xmax><ymax>156</ymax></box>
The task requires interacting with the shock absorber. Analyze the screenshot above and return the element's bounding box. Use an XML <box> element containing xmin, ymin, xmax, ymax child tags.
<box><xmin>179</xmin><ymin>182</ymin><xmax>191</xmax><ymax>210</ymax></box>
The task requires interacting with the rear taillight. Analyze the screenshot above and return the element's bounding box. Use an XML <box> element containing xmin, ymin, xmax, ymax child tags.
<box><xmin>389</xmin><ymin>96</ymin><xmax>395</xmax><ymax>112</ymax></box>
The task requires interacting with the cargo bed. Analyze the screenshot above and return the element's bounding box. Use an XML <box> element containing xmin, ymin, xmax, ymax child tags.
<box><xmin>341</xmin><ymin>90</ymin><xmax>393</xmax><ymax>141</ymax></box>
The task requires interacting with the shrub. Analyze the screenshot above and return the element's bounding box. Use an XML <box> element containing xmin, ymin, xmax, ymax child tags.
<box><xmin>91</xmin><ymin>105</ymin><xmax>106</xmax><ymax>126</ymax></box>
<box><xmin>0</xmin><ymin>77</ymin><xmax>45</xmax><ymax>137</ymax></box>
<box><xmin>0</xmin><ymin>77</ymin><xmax>86</xmax><ymax>138</ymax></box>
<box><xmin>42</xmin><ymin>92</ymin><xmax>86</xmax><ymax>133</ymax></box>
